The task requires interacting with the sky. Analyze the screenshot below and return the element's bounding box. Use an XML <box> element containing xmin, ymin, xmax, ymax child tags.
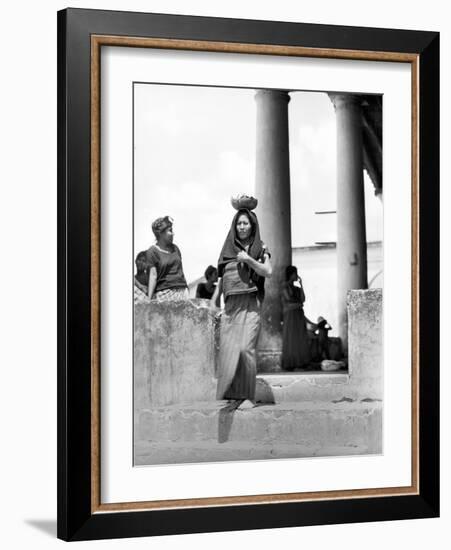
<box><xmin>134</xmin><ymin>83</ymin><xmax>382</xmax><ymax>284</ymax></box>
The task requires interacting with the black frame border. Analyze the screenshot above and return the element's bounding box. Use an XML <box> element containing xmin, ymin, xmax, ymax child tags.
<box><xmin>57</xmin><ymin>8</ymin><xmax>439</xmax><ymax>541</ymax></box>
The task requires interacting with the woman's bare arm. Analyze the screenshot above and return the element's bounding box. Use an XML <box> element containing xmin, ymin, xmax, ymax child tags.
<box><xmin>210</xmin><ymin>277</ymin><xmax>223</xmax><ymax>308</ymax></box>
<box><xmin>305</xmin><ymin>318</ymin><xmax>318</xmax><ymax>333</ymax></box>
<box><xmin>238</xmin><ymin>251</ymin><xmax>272</xmax><ymax>278</ymax></box>
<box><xmin>299</xmin><ymin>285</ymin><xmax>306</xmax><ymax>304</ymax></box>
<box><xmin>147</xmin><ymin>266</ymin><xmax>157</xmax><ymax>299</ymax></box>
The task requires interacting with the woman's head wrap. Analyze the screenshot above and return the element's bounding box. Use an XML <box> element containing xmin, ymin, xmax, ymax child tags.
<box><xmin>151</xmin><ymin>216</ymin><xmax>173</xmax><ymax>238</ymax></box>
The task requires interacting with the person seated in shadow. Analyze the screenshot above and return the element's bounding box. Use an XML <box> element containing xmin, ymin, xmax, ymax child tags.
<box><xmin>134</xmin><ymin>251</ymin><xmax>150</xmax><ymax>304</ymax></box>
<box><xmin>196</xmin><ymin>265</ymin><xmax>220</xmax><ymax>306</ymax></box>
<box><xmin>315</xmin><ymin>316</ymin><xmax>332</xmax><ymax>360</ymax></box>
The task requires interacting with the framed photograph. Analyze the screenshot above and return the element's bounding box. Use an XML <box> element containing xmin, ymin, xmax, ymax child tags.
<box><xmin>57</xmin><ymin>8</ymin><xmax>439</xmax><ymax>541</ymax></box>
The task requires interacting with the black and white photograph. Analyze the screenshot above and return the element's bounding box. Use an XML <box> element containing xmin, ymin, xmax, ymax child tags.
<box><xmin>133</xmin><ymin>82</ymin><xmax>384</xmax><ymax>466</ymax></box>
<box><xmin>1</xmin><ymin>0</ymin><xmax>444</xmax><ymax>547</ymax></box>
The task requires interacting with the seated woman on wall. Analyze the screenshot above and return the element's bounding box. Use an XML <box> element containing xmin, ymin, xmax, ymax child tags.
<box><xmin>134</xmin><ymin>250</ymin><xmax>150</xmax><ymax>304</ymax></box>
<box><xmin>281</xmin><ymin>265</ymin><xmax>312</xmax><ymax>370</ymax></box>
<box><xmin>196</xmin><ymin>265</ymin><xmax>219</xmax><ymax>303</ymax></box>
<box><xmin>146</xmin><ymin>216</ymin><xmax>189</xmax><ymax>301</ymax></box>
<box><xmin>211</xmin><ymin>194</ymin><xmax>272</xmax><ymax>410</ymax></box>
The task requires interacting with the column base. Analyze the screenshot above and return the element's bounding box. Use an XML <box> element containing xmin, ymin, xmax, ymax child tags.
<box><xmin>257</xmin><ymin>349</ymin><xmax>282</xmax><ymax>372</ymax></box>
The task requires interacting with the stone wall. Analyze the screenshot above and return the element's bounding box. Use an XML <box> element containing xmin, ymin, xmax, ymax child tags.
<box><xmin>134</xmin><ymin>299</ymin><xmax>217</xmax><ymax>410</ymax></box>
<box><xmin>135</xmin><ymin>290</ymin><xmax>383</xmax><ymax>407</ymax></box>
<box><xmin>347</xmin><ymin>288</ymin><xmax>383</xmax><ymax>400</ymax></box>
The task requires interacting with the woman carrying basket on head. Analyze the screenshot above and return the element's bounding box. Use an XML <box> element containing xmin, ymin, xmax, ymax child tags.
<box><xmin>211</xmin><ymin>195</ymin><xmax>272</xmax><ymax>410</ymax></box>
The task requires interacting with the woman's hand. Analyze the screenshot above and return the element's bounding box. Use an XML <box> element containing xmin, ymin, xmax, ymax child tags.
<box><xmin>243</xmin><ymin>253</ymin><xmax>272</xmax><ymax>278</ymax></box>
<box><xmin>237</xmin><ymin>250</ymin><xmax>251</xmax><ymax>263</ymax></box>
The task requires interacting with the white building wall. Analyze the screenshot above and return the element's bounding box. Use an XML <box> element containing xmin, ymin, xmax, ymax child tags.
<box><xmin>292</xmin><ymin>242</ymin><xmax>382</xmax><ymax>336</ymax></box>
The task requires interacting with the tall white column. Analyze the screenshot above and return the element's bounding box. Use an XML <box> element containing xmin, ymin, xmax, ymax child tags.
<box><xmin>254</xmin><ymin>90</ymin><xmax>292</xmax><ymax>360</ymax></box>
<box><xmin>330</xmin><ymin>93</ymin><xmax>368</xmax><ymax>351</ymax></box>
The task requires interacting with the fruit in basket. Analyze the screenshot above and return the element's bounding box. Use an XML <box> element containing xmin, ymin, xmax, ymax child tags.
<box><xmin>230</xmin><ymin>194</ymin><xmax>258</xmax><ymax>211</ymax></box>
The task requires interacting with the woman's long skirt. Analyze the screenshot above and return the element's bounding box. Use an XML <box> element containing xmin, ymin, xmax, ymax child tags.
<box><xmin>282</xmin><ymin>307</ymin><xmax>311</xmax><ymax>370</ymax></box>
<box><xmin>216</xmin><ymin>293</ymin><xmax>261</xmax><ymax>401</ymax></box>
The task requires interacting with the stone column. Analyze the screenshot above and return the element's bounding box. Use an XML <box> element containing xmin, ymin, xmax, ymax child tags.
<box><xmin>330</xmin><ymin>93</ymin><xmax>368</xmax><ymax>351</ymax></box>
<box><xmin>254</xmin><ymin>90</ymin><xmax>292</xmax><ymax>366</ymax></box>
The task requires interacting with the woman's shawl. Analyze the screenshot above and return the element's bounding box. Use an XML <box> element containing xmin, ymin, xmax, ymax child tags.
<box><xmin>217</xmin><ymin>209</ymin><xmax>268</xmax><ymax>299</ymax></box>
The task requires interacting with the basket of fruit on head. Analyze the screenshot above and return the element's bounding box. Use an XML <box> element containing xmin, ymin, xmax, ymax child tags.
<box><xmin>231</xmin><ymin>194</ymin><xmax>258</xmax><ymax>211</ymax></box>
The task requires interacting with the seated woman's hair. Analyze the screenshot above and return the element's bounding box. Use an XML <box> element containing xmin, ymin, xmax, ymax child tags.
<box><xmin>285</xmin><ymin>265</ymin><xmax>298</xmax><ymax>281</ymax></box>
<box><xmin>151</xmin><ymin>215</ymin><xmax>173</xmax><ymax>238</ymax></box>
<box><xmin>135</xmin><ymin>251</ymin><xmax>147</xmax><ymax>263</ymax></box>
<box><xmin>204</xmin><ymin>265</ymin><xmax>217</xmax><ymax>280</ymax></box>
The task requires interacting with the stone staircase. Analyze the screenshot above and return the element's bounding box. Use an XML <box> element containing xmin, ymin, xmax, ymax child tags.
<box><xmin>134</xmin><ymin>290</ymin><xmax>383</xmax><ymax>466</ymax></box>
<box><xmin>135</xmin><ymin>397</ymin><xmax>382</xmax><ymax>465</ymax></box>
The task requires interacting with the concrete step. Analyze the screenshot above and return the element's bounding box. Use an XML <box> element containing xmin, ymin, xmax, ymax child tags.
<box><xmin>256</xmin><ymin>371</ymin><xmax>352</xmax><ymax>403</ymax></box>
<box><xmin>135</xmin><ymin>400</ymin><xmax>382</xmax><ymax>465</ymax></box>
<box><xmin>134</xmin><ymin>439</ymin><xmax>373</xmax><ymax>466</ymax></box>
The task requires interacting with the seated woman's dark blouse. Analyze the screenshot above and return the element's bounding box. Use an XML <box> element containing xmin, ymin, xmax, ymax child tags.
<box><xmin>145</xmin><ymin>244</ymin><xmax>187</xmax><ymax>293</ymax></box>
<box><xmin>196</xmin><ymin>282</ymin><xmax>216</xmax><ymax>299</ymax></box>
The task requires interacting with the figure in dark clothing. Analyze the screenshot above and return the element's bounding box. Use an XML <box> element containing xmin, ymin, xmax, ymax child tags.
<box><xmin>316</xmin><ymin>316</ymin><xmax>332</xmax><ymax>360</ymax></box>
<box><xmin>135</xmin><ymin>251</ymin><xmax>149</xmax><ymax>286</ymax></box>
<box><xmin>281</xmin><ymin>265</ymin><xmax>311</xmax><ymax>370</ymax></box>
<box><xmin>134</xmin><ymin>251</ymin><xmax>150</xmax><ymax>304</ymax></box>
